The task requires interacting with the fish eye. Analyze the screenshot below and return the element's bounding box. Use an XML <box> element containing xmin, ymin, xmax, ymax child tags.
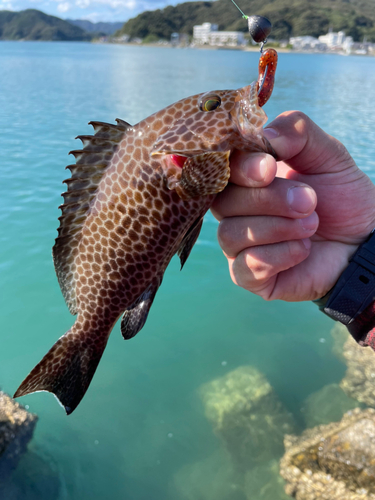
<box><xmin>199</xmin><ymin>94</ymin><xmax>222</xmax><ymax>112</ymax></box>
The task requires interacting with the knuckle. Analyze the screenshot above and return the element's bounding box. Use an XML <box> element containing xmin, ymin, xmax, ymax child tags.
<box><xmin>217</xmin><ymin>219</ymin><xmax>236</xmax><ymax>251</ymax></box>
<box><xmin>287</xmin><ymin>240</ymin><xmax>304</xmax><ymax>259</ymax></box>
<box><xmin>246</xmin><ymin>184</ymin><xmax>263</xmax><ymax>208</ymax></box>
<box><xmin>284</xmin><ymin>110</ymin><xmax>311</xmax><ymax>136</ymax></box>
<box><xmin>244</xmin><ymin>251</ymin><xmax>271</xmax><ymax>282</ymax></box>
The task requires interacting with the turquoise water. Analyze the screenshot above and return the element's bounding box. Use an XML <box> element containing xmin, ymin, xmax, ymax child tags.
<box><xmin>1</xmin><ymin>42</ymin><xmax>375</xmax><ymax>499</ymax></box>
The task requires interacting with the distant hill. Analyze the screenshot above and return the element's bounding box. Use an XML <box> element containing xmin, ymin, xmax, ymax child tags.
<box><xmin>67</xmin><ymin>19</ymin><xmax>123</xmax><ymax>35</ymax></box>
<box><xmin>0</xmin><ymin>9</ymin><xmax>91</xmax><ymax>41</ymax></box>
<box><xmin>116</xmin><ymin>0</ymin><xmax>375</xmax><ymax>42</ymax></box>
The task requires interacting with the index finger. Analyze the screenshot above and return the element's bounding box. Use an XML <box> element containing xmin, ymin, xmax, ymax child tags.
<box><xmin>263</xmin><ymin>111</ymin><xmax>357</xmax><ymax>175</ymax></box>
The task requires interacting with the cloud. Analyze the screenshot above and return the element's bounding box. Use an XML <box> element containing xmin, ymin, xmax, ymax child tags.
<box><xmin>75</xmin><ymin>0</ymin><xmax>89</xmax><ymax>7</ymax></box>
<box><xmin>0</xmin><ymin>0</ymin><xmax>15</xmax><ymax>8</ymax></box>
<box><xmin>57</xmin><ymin>1</ymin><xmax>71</xmax><ymax>11</ymax></box>
<box><xmin>75</xmin><ymin>0</ymin><xmax>150</xmax><ymax>10</ymax></box>
<box><xmin>4</xmin><ymin>0</ymin><xmax>187</xmax><ymax>23</ymax></box>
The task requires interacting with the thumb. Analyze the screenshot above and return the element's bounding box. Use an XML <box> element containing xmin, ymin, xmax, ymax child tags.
<box><xmin>263</xmin><ymin>111</ymin><xmax>356</xmax><ymax>175</ymax></box>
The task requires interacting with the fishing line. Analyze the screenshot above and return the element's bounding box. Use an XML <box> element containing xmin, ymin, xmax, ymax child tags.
<box><xmin>228</xmin><ymin>0</ymin><xmax>272</xmax><ymax>53</ymax></box>
<box><xmin>228</xmin><ymin>0</ymin><xmax>248</xmax><ymax>19</ymax></box>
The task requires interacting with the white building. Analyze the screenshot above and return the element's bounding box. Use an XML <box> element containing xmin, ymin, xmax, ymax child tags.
<box><xmin>319</xmin><ymin>30</ymin><xmax>346</xmax><ymax>48</ymax></box>
<box><xmin>193</xmin><ymin>22</ymin><xmax>245</xmax><ymax>47</ymax></box>
<box><xmin>342</xmin><ymin>36</ymin><xmax>354</xmax><ymax>53</ymax></box>
<box><xmin>193</xmin><ymin>23</ymin><xmax>218</xmax><ymax>44</ymax></box>
<box><xmin>289</xmin><ymin>36</ymin><xmax>327</xmax><ymax>51</ymax></box>
<box><xmin>209</xmin><ymin>31</ymin><xmax>245</xmax><ymax>46</ymax></box>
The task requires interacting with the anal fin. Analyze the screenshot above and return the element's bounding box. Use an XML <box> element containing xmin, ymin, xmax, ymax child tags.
<box><xmin>166</xmin><ymin>151</ymin><xmax>231</xmax><ymax>201</ymax></box>
<box><xmin>177</xmin><ymin>217</ymin><xmax>203</xmax><ymax>270</ymax></box>
<box><xmin>121</xmin><ymin>279</ymin><xmax>162</xmax><ymax>340</ymax></box>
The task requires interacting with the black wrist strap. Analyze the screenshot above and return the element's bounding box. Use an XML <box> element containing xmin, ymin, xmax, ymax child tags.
<box><xmin>315</xmin><ymin>230</ymin><xmax>375</xmax><ymax>325</ymax></box>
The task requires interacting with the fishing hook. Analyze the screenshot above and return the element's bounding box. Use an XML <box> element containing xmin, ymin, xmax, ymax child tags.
<box><xmin>257</xmin><ymin>64</ymin><xmax>268</xmax><ymax>96</ymax></box>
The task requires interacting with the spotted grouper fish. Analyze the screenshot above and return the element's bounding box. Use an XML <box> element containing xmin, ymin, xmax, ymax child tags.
<box><xmin>15</xmin><ymin>49</ymin><xmax>278</xmax><ymax>414</ymax></box>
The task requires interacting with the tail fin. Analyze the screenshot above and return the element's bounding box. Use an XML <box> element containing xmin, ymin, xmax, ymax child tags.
<box><xmin>14</xmin><ymin>327</ymin><xmax>107</xmax><ymax>415</ymax></box>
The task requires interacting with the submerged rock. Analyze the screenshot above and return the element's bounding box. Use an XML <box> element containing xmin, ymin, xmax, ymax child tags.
<box><xmin>0</xmin><ymin>391</ymin><xmax>38</xmax><ymax>482</ymax></box>
<box><xmin>330</xmin><ymin>323</ymin><xmax>350</xmax><ymax>362</ymax></box>
<box><xmin>280</xmin><ymin>408</ymin><xmax>375</xmax><ymax>499</ymax></box>
<box><xmin>301</xmin><ymin>383</ymin><xmax>360</xmax><ymax>429</ymax></box>
<box><xmin>1</xmin><ymin>450</ymin><xmax>61</xmax><ymax>500</ymax></box>
<box><xmin>339</xmin><ymin>334</ymin><xmax>375</xmax><ymax>407</ymax></box>
<box><xmin>172</xmin><ymin>449</ymin><xmax>292</xmax><ymax>500</ymax></box>
<box><xmin>199</xmin><ymin>366</ymin><xmax>296</xmax><ymax>468</ymax></box>
<box><xmin>171</xmin><ymin>448</ymin><xmax>245</xmax><ymax>500</ymax></box>
<box><xmin>244</xmin><ymin>460</ymin><xmax>292</xmax><ymax>500</ymax></box>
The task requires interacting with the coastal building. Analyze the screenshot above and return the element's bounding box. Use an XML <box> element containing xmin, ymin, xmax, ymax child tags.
<box><xmin>193</xmin><ymin>23</ymin><xmax>218</xmax><ymax>44</ymax></box>
<box><xmin>171</xmin><ymin>32</ymin><xmax>189</xmax><ymax>47</ymax></box>
<box><xmin>289</xmin><ymin>30</ymin><xmax>359</xmax><ymax>54</ymax></box>
<box><xmin>318</xmin><ymin>30</ymin><xmax>354</xmax><ymax>53</ymax></box>
<box><xmin>193</xmin><ymin>22</ymin><xmax>245</xmax><ymax>47</ymax></box>
<box><xmin>342</xmin><ymin>36</ymin><xmax>354</xmax><ymax>54</ymax></box>
<box><xmin>318</xmin><ymin>30</ymin><xmax>346</xmax><ymax>48</ymax></box>
<box><xmin>289</xmin><ymin>36</ymin><xmax>327</xmax><ymax>51</ymax></box>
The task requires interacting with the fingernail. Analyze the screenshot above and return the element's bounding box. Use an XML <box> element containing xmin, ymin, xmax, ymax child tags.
<box><xmin>287</xmin><ymin>187</ymin><xmax>316</xmax><ymax>214</ymax></box>
<box><xmin>263</xmin><ymin>127</ymin><xmax>279</xmax><ymax>140</ymax></box>
<box><xmin>302</xmin><ymin>238</ymin><xmax>311</xmax><ymax>250</ymax></box>
<box><xmin>250</xmin><ymin>156</ymin><xmax>269</xmax><ymax>182</ymax></box>
<box><xmin>299</xmin><ymin>212</ymin><xmax>319</xmax><ymax>231</ymax></box>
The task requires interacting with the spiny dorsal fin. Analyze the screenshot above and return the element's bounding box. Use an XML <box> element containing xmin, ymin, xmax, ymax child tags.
<box><xmin>53</xmin><ymin>119</ymin><xmax>132</xmax><ymax>314</ymax></box>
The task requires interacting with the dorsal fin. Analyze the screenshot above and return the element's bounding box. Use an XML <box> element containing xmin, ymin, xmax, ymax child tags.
<box><xmin>52</xmin><ymin>119</ymin><xmax>132</xmax><ymax>314</ymax></box>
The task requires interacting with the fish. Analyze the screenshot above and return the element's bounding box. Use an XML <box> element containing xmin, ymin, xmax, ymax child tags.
<box><xmin>14</xmin><ymin>49</ymin><xmax>278</xmax><ymax>414</ymax></box>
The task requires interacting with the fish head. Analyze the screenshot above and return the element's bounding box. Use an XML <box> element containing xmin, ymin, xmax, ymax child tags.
<box><xmin>151</xmin><ymin>81</ymin><xmax>269</xmax><ymax>160</ymax></box>
<box><xmin>151</xmin><ymin>82</ymin><xmax>272</xmax><ymax>201</ymax></box>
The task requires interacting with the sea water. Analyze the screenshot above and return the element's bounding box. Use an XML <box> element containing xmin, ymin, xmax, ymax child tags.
<box><xmin>0</xmin><ymin>42</ymin><xmax>375</xmax><ymax>499</ymax></box>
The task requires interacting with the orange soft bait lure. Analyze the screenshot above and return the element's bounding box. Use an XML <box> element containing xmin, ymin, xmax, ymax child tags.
<box><xmin>257</xmin><ymin>48</ymin><xmax>278</xmax><ymax>107</ymax></box>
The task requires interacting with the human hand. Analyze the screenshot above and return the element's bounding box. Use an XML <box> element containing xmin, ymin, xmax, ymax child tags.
<box><xmin>211</xmin><ymin>111</ymin><xmax>375</xmax><ymax>302</ymax></box>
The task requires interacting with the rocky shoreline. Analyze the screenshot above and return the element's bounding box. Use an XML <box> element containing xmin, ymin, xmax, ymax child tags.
<box><xmin>171</xmin><ymin>324</ymin><xmax>375</xmax><ymax>500</ymax></box>
<box><xmin>0</xmin><ymin>391</ymin><xmax>37</xmax><ymax>484</ymax></box>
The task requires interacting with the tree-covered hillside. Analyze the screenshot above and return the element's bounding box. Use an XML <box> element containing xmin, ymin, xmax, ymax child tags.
<box><xmin>67</xmin><ymin>19</ymin><xmax>123</xmax><ymax>35</ymax></box>
<box><xmin>116</xmin><ymin>0</ymin><xmax>375</xmax><ymax>42</ymax></box>
<box><xmin>0</xmin><ymin>9</ymin><xmax>91</xmax><ymax>41</ymax></box>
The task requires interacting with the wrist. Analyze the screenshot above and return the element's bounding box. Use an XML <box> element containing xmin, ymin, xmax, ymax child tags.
<box><xmin>314</xmin><ymin>230</ymin><xmax>375</xmax><ymax>349</ymax></box>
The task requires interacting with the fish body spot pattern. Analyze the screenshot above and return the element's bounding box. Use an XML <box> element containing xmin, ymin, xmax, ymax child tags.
<box><xmin>14</xmin><ymin>64</ymin><xmax>277</xmax><ymax>414</ymax></box>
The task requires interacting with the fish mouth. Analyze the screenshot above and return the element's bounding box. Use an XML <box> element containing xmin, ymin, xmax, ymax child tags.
<box><xmin>232</xmin><ymin>82</ymin><xmax>268</xmax><ymax>138</ymax></box>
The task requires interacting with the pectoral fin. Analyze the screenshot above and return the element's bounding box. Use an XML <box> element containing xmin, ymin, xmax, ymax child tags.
<box><xmin>177</xmin><ymin>217</ymin><xmax>203</xmax><ymax>270</ymax></box>
<box><xmin>121</xmin><ymin>279</ymin><xmax>162</xmax><ymax>340</ymax></box>
<box><xmin>166</xmin><ymin>151</ymin><xmax>230</xmax><ymax>201</ymax></box>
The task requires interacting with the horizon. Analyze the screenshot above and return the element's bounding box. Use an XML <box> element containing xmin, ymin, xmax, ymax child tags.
<box><xmin>0</xmin><ymin>0</ymin><xmax>192</xmax><ymax>23</ymax></box>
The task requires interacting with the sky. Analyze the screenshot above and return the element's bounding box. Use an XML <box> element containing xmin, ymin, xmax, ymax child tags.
<box><xmin>0</xmin><ymin>0</ymin><xmax>190</xmax><ymax>23</ymax></box>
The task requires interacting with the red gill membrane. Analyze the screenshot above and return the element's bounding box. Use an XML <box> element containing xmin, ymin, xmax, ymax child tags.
<box><xmin>257</xmin><ymin>48</ymin><xmax>278</xmax><ymax>107</ymax></box>
<box><xmin>170</xmin><ymin>154</ymin><xmax>187</xmax><ymax>169</ymax></box>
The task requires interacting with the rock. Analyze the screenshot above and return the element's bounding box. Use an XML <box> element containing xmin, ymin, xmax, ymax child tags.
<box><xmin>2</xmin><ymin>450</ymin><xmax>61</xmax><ymax>499</ymax></box>
<box><xmin>171</xmin><ymin>448</ymin><xmax>245</xmax><ymax>500</ymax></box>
<box><xmin>301</xmin><ymin>383</ymin><xmax>360</xmax><ymax>428</ymax></box>
<box><xmin>244</xmin><ymin>460</ymin><xmax>292</xmax><ymax>500</ymax></box>
<box><xmin>0</xmin><ymin>391</ymin><xmax>38</xmax><ymax>482</ymax></box>
<box><xmin>340</xmin><ymin>335</ymin><xmax>375</xmax><ymax>407</ymax></box>
<box><xmin>280</xmin><ymin>408</ymin><xmax>375</xmax><ymax>499</ymax></box>
<box><xmin>199</xmin><ymin>366</ymin><xmax>296</xmax><ymax>469</ymax></box>
<box><xmin>330</xmin><ymin>323</ymin><xmax>350</xmax><ymax>362</ymax></box>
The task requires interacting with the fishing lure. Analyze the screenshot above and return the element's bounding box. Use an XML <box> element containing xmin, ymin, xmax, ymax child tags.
<box><xmin>258</xmin><ymin>48</ymin><xmax>278</xmax><ymax>107</ymax></box>
<box><xmin>227</xmin><ymin>0</ymin><xmax>277</xmax><ymax>105</ymax></box>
